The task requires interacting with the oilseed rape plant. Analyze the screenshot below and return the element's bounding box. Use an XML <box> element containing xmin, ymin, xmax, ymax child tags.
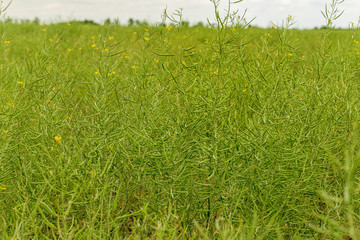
<box><xmin>1</xmin><ymin>0</ymin><xmax>360</xmax><ymax>239</ymax></box>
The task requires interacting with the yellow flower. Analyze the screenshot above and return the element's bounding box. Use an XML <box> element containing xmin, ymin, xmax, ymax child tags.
<box><xmin>124</xmin><ymin>55</ymin><xmax>130</xmax><ymax>59</ymax></box>
<box><xmin>243</xmin><ymin>89</ymin><xmax>247</xmax><ymax>93</ymax></box>
<box><xmin>95</xmin><ymin>71</ymin><xmax>99</xmax><ymax>75</ymax></box>
<box><xmin>288</xmin><ymin>53</ymin><xmax>293</xmax><ymax>56</ymax></box>
<box><xmin>109</xmin><ymin>36</ymin><xmax>114</xmax><ymax>40</ymax></box>
<box><xmin>131</xmin><ymin>65</ymin><xmax>136</xmax><ymax>69</ymax></box>
<box><xmin>69</xmin><ymin>135</ymin><xmax>74</xmax><ymax>139</ymax></box>
<box><xmin>3</xmin><ymin>130</ymin><xmax>8</xmax><ymax>133</ymax></box>
<box><xmin>54</xmin><ymin>136</ymin><xmax>61</xmax><ymax>143</ymax></box>
<box><xmin>166</xmin><ymin>25</ymin><xmax>172</xmax><ymax>31</ymax></box>
<box><xmin>91</xmin><ymin>36</ymin><xmax>95</xmax><ymax>40</ymax></box>
<box><xmin>67</xmin><ymin>48</ymin><xmax>72</xmax><ymax>52</ymax></box>
<box><xmin>67</xmin><ymin>23</ymin><xmax>71</xmax><ymax>26</ymax></box>
<box><xmin>92</xmin><ymin>44</ymin><xmax>96</xmax><ymax>48</ymax></box>
<box><xmin>144</xmin><ymin>37</ymin><xmax>150</xmax><ymax>41</ymax></box>
<box><xmin>0</xmin><ymin>186</ymin><xmax>6</xmax><ymax>190</ymax></box>
<box><xmin>112</xmin><ymin>71</ymin><xmax>116</xmax><ymax>75</ymax></box>
<box><xmin>145</xmin><ymin>28</ymin><xmax>149</xmax><ymax>32</ymax></box>
<box><xmin>4</xmin><ymin>40</ymin><xmax>10</xmax><ymax>44</ymax></box>
<box><xmin>17</xmin><ymin>81</ymin><xmax>23</xmax><ymax>86</ymax></box>
<box><xmin>104</xmin><ymin>48</ymin><xmax>109</xmax><ymax>52</ymax></box>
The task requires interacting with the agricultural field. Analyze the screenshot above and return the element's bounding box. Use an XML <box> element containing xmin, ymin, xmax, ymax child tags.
<box><xmin>2</xmin><ymin>7</ymin><xmax>360</xmax><ymax>239</ymax></box>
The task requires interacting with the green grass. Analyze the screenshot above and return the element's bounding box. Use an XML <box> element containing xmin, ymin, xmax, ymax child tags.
<box><xmin>1</xmin><ymin>5</ymin><xmax>360</xmax><ymax>239</ymax></box>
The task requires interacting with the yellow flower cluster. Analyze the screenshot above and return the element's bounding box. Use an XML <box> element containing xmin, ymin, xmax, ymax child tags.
<box><xmin>353</xmin><ymin>39</ymin><xmax>360</xmax><ymax>55</ymax></box>
<box><xmin>107</xmin><ymin>71</ymin><xmax>116</xmax><ymax>76</ymax></box>
<box><xmin>54</xmin><ymin>136</ymin><xmax>61</xmax><ymax>143</ymax></box>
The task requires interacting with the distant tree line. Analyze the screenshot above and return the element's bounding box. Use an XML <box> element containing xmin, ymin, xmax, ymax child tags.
<box><xmin>4</xmin><ymin>17</ymin><xmax>349</xmax><ymax>30</ymax></box>
<box><xmin>104</xmin><ymin>17</ymin><xmax>204</xmax><ymax>27</ymax></box>
<box><xmin>6</xmin><ymin>17</ymin><xmax>100</xmax><ymax>25</ymax></box>
<box><xmin>5</xmin><ymin>17</ymin><xmax>198</xmax><ymax>27</ymax></box>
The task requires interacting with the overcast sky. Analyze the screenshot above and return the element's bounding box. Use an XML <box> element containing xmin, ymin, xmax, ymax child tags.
<box><xmin>4</xmin><ymin>0</ymin><xmax>360</xmax><ymax>28</ymax></box>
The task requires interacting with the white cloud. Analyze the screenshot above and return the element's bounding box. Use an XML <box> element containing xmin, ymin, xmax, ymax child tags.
<box><xmin>44</xmin><ymin>3</ymin><xmax>63</xmax><ymax>10</ymax></box>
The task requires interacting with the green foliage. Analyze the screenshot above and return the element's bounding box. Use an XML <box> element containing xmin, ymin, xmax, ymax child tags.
<box><xmin>1</xmin><ymin>1</ymin><xmax>360</xmax><ymax>238</ymax></box>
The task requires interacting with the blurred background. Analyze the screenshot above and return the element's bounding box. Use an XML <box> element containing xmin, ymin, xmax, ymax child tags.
<box><xmin>4</xmin><ymin>0</ymin><xmax>360</xmax><ymax>29</ymax></box>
